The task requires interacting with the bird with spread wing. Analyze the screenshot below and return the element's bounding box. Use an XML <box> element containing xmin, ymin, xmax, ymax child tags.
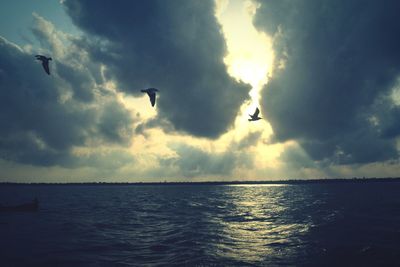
<box><xmin>35</xmin><ymin>55</ymin><xmax>52</xmax><ymax>75</ymax></box>
<box><xmin>248</xmin><ymin>107</ymin><xmax>262</xmax><ymax>121</ymax></box>
<box><xmin>141</xmin><ymin>88</ymin><xmax>159</xmax><ymax>107</ymax></box>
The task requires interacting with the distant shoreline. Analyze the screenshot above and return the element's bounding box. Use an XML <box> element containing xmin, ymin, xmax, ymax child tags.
<box><xmin>1</xmin><ymin>177</ymin><xmax>399</xmax><ymax>186</ymax></box>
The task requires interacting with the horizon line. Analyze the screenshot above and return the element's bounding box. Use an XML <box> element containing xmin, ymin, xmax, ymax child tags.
<box><xmin>1</xmin><ymin>177</ymin><xmax>400</xmax><ymax>185</ymax></box>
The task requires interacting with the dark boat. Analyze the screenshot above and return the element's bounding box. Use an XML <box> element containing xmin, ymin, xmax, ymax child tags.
<box><xmin>0</xmin><ymin>198</ymin><xmax>38</xmax><ymax>212</ymax></box>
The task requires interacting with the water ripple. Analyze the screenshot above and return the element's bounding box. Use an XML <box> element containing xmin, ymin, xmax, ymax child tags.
<box><xmin>1</xmin><ymin>183</ymin><xmax>400</xmax><ymax>266</ymax></box>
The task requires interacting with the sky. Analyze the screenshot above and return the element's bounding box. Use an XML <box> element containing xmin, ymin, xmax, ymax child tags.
<box><xmin>0</xmin><ymin>0</ymin><xmax>400</xmax><ymax>182</ymax></box>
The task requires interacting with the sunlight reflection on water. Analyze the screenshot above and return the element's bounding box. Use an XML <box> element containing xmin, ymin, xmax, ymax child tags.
<box><xmin>210</xmin><ymin>185</ymin><xmax>311</xmax><ymax>264</ymax></box>
<box><xmin>226</xmin><ymin>183</ymin><xmax>290</xmax><ymax>187</ymax></box>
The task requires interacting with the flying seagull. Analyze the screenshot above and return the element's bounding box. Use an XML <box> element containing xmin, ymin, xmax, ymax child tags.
<box><xmin>35</xmin><ymin>55</ymin><xmax>52</xmax><ymax>75</ymax></box>
<box><xmin>141</xmin><ymin>88</ymin><xmax>159</xmax><ymax>107</ymax></box>
<box><xmin>248</xmin><ymin>107</ymin><xmax>262</xmax><ymax>121</ymax></box>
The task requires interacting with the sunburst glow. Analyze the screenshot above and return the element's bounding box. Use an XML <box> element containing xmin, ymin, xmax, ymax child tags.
<box><xmin>215</xmin><ymin>0</ymin><xmax>273</xmax><ymax>118</ymax></box>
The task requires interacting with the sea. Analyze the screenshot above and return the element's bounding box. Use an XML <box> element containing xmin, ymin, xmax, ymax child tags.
<box><xmin>0</xmin><ymin>181</ymin><xmax>399</xmax><ymax>266</ymax></box>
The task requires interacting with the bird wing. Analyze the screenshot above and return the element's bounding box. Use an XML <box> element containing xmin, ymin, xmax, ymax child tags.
<box><xmin>42</xmin><ymin>61</ymin><xmax>50</xmax><ymax>75</ymax></box>
<box><xmin>148</xmin><ymin>92</ymin><xmax>156</xmax><ymax>107</ymax></box>
<box><xmin>254</xmin><ymin>108</ymin><xmax>260</xmax><ymax>117</ymax></box>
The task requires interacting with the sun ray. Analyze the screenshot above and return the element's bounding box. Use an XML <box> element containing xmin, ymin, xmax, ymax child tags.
<box><xmin>215</xmin><ymin>0</ymin><xmax>273</xmax><ymax>133</ymax></box>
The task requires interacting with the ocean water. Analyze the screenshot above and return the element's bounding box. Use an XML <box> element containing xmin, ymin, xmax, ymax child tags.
<box><xmin>0</xmin><ymin>182</ymin><xmax>399</xmax><ymax>266</ymax></box>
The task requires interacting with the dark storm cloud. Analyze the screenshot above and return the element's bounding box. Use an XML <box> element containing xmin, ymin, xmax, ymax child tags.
<box><xmin>161</xmin><ymin>143</ymin><xmax>252</xmax><ymax>178</ymax></box>
<box><xmin>279</xmin><ymin>146</ymin><xmax>316</xmax><ymax>170</ymax></box>
<box><xmin>254</xmin><ymin>0</ymin><xmax>400</xmax><ymax>164</ymax></box>
<box><xmin>237</xmin><ymin>131</ymin><xmax>262</xmax><ymax>149</ymax></box>
<box><xmin>62</xmin><ymin>0</ymin><xmax>250</xmax><ymax>138</ymax></box>
<box><xmin>97</xmin><ymin>101</ymin><xmax>133</xmax><ymax>144</ymax></box>
<box><xmin>67</xmin><ymin>150</ymin><xmax>135</xmax><ymax>170</ymax></box>
<box><xmin>56</xmin><ymin>61</ymin><xmax>95</xmax><ymax>102</ymax></box>
<box><xmin>0</xmin><ymin>33</ymin><xmax>134</xmax><ymax>167</ymax></box>
<box><xmin>161</xmin><ymin>131</ymin><xmax>258</xmax><ymax>178</ymax></box>
<box><xmin>135</xmin><ymin>117</ymin><xmax>176</xmax><ymax>138</ymax></box>
<box><xmin>371</xmin><ymin>91</ymin><xmax>400</xmax><ymax>139</ymax></box>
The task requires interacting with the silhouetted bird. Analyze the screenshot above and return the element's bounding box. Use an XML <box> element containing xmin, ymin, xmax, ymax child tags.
<box><xmin>141</xmin><ymin>88</ymin><xmax>159</xmax><ymax>107</ymax></box>
<box><xmin>249</xmin><ymin>107</ymin><xmax>262</xmax><ymax>121</ymax></box>
<box><xmin>35</xmin><ymin>55</ymin><xmax>52</xmax><ymax>75</ymax></box>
